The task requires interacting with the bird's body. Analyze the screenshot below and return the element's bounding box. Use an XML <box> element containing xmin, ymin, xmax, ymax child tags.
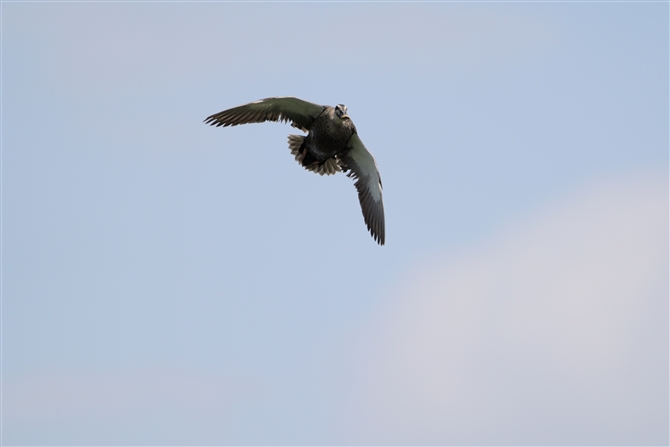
<box><xmin>303</xmin><ymin>106</ymin><xmax>356</xmax><ymax>160</ymax></box>
<box><xmin>205</xmin><ymin>97</ymin><xmax>385</xmax><ymax>245</ymax></box>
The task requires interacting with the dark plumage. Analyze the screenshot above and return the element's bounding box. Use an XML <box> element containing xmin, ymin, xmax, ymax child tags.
<box><xmin>205</xmin><ymin>96</ymin><xmax>385</xmax><ymax>245</ymax></box>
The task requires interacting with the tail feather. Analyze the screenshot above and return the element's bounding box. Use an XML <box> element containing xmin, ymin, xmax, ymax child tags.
<box><xmin>287</xmin><ymin>135</ymin><xmax>340</xmax><ymax>176</ymax></box>
<box><xmin>287</xmin><ymin>134</ymin><xmax>304</xmax><ymax>160</ymax></box>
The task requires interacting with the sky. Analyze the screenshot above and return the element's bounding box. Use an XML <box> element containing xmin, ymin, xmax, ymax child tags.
<box><xmin>3</xmin><ymin>2</ymin><xmax>668</xmax><ymax>445</ymax></box>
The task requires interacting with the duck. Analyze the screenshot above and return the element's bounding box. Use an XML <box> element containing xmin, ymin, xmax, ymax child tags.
<box><xmin>204</xmin><ymin>97</ymin><xmax>385</xmax><ymax>245</ymax></box>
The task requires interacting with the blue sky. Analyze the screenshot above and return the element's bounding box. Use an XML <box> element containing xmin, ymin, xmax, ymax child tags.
<box><xmin>3</xmin><ymin>2</ymin><xmax>668</xmax><ymax>444</ymax></box>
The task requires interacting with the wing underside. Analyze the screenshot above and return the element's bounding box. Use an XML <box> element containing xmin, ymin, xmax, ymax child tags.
<box><xmin>204</xmin><ymin>97</ymin><xmax>325</xmax><ymax>132</ymax></box>
<box><xmin>340</xmin><ymin>133</ymin><xmax>385</xmax><ymax>245</ymax></box>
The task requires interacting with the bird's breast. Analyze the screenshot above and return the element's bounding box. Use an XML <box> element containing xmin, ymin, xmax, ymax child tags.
<box><xmin>306</xmin><ymin>121</ymin><xmax>353</xmax><ymax>160</ymax></box>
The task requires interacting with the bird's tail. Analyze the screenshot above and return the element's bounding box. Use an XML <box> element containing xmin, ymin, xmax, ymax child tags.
<box><xmin>287</xmin><ymin>135</ymin><xmax>340</xmax><ymax>176</ymax></box>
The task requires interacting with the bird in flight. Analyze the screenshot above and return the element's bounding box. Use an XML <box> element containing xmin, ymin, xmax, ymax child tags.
<box><xmin>204</xmin><ymin>97</ymin><xmax>385</xmax><ymax>245</ymax></box>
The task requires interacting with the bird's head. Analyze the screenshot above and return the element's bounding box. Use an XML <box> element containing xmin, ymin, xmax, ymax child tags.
<box><xmin>335</xmin><ymin>104</ymin><xmax>350</xmax><ymax>120</ymax></box>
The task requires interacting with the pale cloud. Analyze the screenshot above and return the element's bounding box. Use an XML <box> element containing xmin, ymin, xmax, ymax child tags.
<box><xmin>337</xmin><ymin>171</ymin><xmax>668</xmax><ymax>445</ymax></box>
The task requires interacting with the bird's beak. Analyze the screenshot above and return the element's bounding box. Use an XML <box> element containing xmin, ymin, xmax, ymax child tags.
<box><xmin>341</xmin><ymin>115</ymin><xmax>350</xmax><ymax>120</ymax></box>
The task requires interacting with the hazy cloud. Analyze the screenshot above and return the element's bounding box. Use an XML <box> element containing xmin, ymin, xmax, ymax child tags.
<box><xmin>338</xmin><ymin>171</ymin><xmax>668</xmax><ymax>445</ymax></box>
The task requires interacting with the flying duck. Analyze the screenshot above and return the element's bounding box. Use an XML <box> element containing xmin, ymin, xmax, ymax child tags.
<box><xmin>204</xmin><ymin>97</ymin><xmax>385</xmax><ymax>245</ymax></box>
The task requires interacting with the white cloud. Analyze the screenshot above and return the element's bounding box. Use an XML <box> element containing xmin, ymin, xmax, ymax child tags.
<box><xmin>338</xmin><ymin>171</ymin><xmax>668</xmax><ymax>445</ymax></box>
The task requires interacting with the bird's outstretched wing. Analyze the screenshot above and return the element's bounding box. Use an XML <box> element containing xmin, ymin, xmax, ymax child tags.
<box><xmin>204</xmin><ymin>97</ymin><xmax>325</xmax><ymax>132</ymax></box>
<box><xmin>340</xmin><ymin>133</ymin><xmax>385</xmax><ymax>245</ymax></box>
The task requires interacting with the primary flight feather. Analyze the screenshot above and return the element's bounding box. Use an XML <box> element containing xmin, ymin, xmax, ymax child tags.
<box><xmin>205</xmin><ymin>97</ymin><xmax>385</xmax><ymax>245</ymax></box>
